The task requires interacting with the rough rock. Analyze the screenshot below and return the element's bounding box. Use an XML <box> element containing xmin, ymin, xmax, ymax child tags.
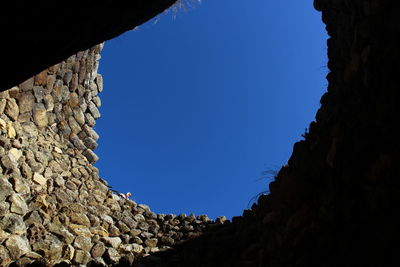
<box><xmin>82</xmin><ymin>149</ymin><xmax>99</xmax><ymax>163</ymax></box>
<box><xmin>102</xmin><ymin>237</ymin><xmax>122</xmax><ymax>249</ymax></box>
<box><xmin>17</xmin><ymin>92</ymin><xmax>35</xmax><ymax>113</ymax></box>
<box><xmin>8</xmin><ymin>193</ymin><xmax>28</xmax><ymax>216</ymax></box>
<box><xmin>5</xmin><ymin>99</ymin><xmax>19</xmax><ymax>121</ymax></box>
<box><xmin>91</xmin><ymin>242</ymin><xmax>106</xmax><ymax>258</ymax></box>
<box><xmin>31</xmin><ymin>233</ymin><xmax>63</xmax><ymax>262</ymax></box>
<box><xmin>5</xmin><ymin>235</ymin><xmax>30</xmax><ymax>260</ymax></box>
<box><xmin>0</xmin><ymin>214</ymin><xmax>26</xmax><ymax>235</ymax></box>
<box><xmin>33</xmin><ymin>103</ymin><xmax>48</xmax><ymax>128</ymax></box>
<box><xmin>74</xmin><ymin>250</ymin><xmax>91</xmax><ymax>265</ymax></box>
<box><xmin>32</xmin><ymin>173</ymin><xmax>46</xmax><ymax>186</ymax></box>
<box><xmin>73</xmin><ymin>236</ymin><xmax>93</xmax><ymax>252</ymax></box>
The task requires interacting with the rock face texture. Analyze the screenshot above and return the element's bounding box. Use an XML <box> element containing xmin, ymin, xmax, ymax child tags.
<box><xmin>140</xmin><ymin>1</ymin><xmax>400</xmax><ymax>266</ymax></box>
<box><xmin>0</xmin><ymin>45</ymin><xmax>224</xmax><ymax>266</ymax></box>
<box><xmin>1</xmin><ymin>0</ymin><xmax>400</xmax><ymax>266</ymax></box>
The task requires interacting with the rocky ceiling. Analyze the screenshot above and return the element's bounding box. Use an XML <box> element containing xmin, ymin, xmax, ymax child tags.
<box><xmin>0</xmin><ymin>0</ymin><xmax>177</xmax><ymax>91</ymax></box>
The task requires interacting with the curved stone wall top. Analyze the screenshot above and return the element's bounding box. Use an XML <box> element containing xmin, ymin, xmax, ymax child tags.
<box><xmin>0</xmin><ymin>44</ymin><xmax>223</xmax><ymax>266</ymax></box>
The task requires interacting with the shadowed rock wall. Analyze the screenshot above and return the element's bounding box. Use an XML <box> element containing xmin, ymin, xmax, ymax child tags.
<box><xmin>137</xmin><ymin>0</ymin><xmax>400</xmax><ymax>266</ymax></box>
<box><xmin>1</xmin><ymin>0</ymin><xmax>400</xmax><ymax>266</ymax></box>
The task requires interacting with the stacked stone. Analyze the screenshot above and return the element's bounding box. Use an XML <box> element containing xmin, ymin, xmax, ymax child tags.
<box><xmin>1</xmin><ymin>45</ymin><xmax>102</xmax><ymax>164</ymax></box>
<box><xmin>0</xmin><ymin>45</ymin><xmax>224</xmax><ymax>266</ymax></box>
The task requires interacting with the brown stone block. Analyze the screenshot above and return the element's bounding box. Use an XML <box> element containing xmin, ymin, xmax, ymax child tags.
<box><xmin>34</xmin><ymin>70</ymin><xmax>47</xmax><ymax>86</ymax></box>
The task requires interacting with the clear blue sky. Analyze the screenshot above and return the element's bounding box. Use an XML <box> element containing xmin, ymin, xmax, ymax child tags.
<box><xmin>96</xmin><ymin>0</ymin><xmax>327</xmax><ymax>220</ymax></box>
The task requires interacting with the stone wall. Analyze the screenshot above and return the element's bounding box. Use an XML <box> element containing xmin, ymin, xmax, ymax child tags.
<box><xmin>136</xmin><ymin>0</ymin><xmax>400</xmax><ymax>266</ymax></box>
<box><xmin>0</xmin><ymin>45</ymin><xmax>223</xmax><ymax>266</ymax></box>
<box><xmin>1</xmin><ymin>0</ymin><xmax>399</xmax><ymax>266</ymax></box>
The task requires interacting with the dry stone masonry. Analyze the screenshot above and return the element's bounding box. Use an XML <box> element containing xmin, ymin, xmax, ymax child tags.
<box><xmin>1</xmin><ymin>0</ymin><xmax>400</xmax><ymax>266</ymax></box>
<box><xmin>0</xmin><ymin>44</ymin><xmax>225</xmax><ymax>266</ymax></box>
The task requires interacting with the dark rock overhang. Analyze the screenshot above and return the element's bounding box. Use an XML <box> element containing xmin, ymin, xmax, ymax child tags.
<box><xmin>0</xmin><ymin>0</ymin><xmax>177</xmax><ymax>91</ymax></box>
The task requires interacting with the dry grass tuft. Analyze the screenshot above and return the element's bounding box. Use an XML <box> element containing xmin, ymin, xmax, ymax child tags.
<box><xmin>168</xmin><ymin>0</ymin><xmax>202</xmax><ymax>18</ymax></box>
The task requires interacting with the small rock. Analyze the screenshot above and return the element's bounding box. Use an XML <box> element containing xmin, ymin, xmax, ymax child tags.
<box><xmin>8</xmin><ymin>148</ymin><xmax>22</xmax><ymax>163</ymax></box>
<box><xmin>63</xmin><ymin>244</ymin><xmax>75</xmax><ymax>261</ymax></box>
<box><xmin>100</xmin><ymin>215</ymin><xmax>114</xmax><ymax>225</ymax></box>
<box><xmin>102</xmin><ymin>237</ymin><xmax>122</xmax><ymax>249</ymax></box>
<box><xmin>88</xmin><ymin>101</ymin><xmax>101</xmax><ymax>119</ymax></box>
<box><xmin>131</xmin><ymin>244</ymin><xmax>144</xmax><ymax>253</ymax></box>
<box><xmin>18</xmin><ymin>77</ymin><xmax>34</xmax><ymax>91</ymax></box>
<box><xmin>34</xmin><ymin>70</ymin><xmax>47</xmax><ymax>86</ymax></box>
<box><xmin>0</xmin><ymin>118</ymin><xmax>6</xmax><ymax>132</ymax></box>
<box><xmin>33</xmin><ymin>104</ymin><xmax>48</xmax><ymax>128</ymax></box>
<box><xmin>82</xmin><ymin>149</ymin><xmax>99</xmax><ymax>163</ymax></box>
<box><xmin>68</xmin><ymin>116</ymin><xmax>81</xmax><ymax>134</ymax></box>
<box><xmin>24</xmin><ymin>211</ymin><xmax>43</xmax><ymax>226</ymax></box>
<box><xmin>70</xmin><ymin>213</ymin><xmax>91</xmax><ymax>227</ymax></box>
<box><xmin>216</xmin><ymin>216</ymin><xmax>227</xmax><ymax>224</ymax></box>
<box><xmin>109</xmin><ymin>225</ymin><xmax>120</xmax><ymax>237</ymax></box>
<box><xmin>93</xmin><ymin>96</ymin><xmax>101</xmax><ymax>107</ymax></box>
<box><xmin>9</xmin><ymin>193</ymin><xmax>28</xmax><ymax>216</ymax></box>
<box><xmin>96</xmin><ymin>74</ymin><xmax>103</xmax><ymax>92</ymax></box>
<box><xmin>68</xmin><ymin>224</ymin><xmax>93</xmax><ymax>237</ymax></box>
<box><xmin>70</xmin><ymin>134</ymin><xmax>86</xmax><ymax>150</ymax></box>
<box><xmin>83</xmin><ymin>137</ymin><xmax>98</xmax><ymax>150</ymax></box>
<box><xmin>48</xmin><ymin>223</ymin><xmax>74</xmax><ymax>245</ymax></box>
<box><xmin>106</xmin><ymin>248</ymin><xmax>120</xmax><ymax>263</ymax></box>
<box><xmin>85</xmin><ymin>112</ymin><xmax>96</xmax><ymax>127</ymax></box>
<box><xmin>73</xmin><ymin>108</ymin><xmax>85</xmax><ymax>125</ymax></box>
<box><xmin>7</xmin><ymin>87</ymin><xmax>19</xmax><ymax>98</ymax></box>
<box><xmin>48</xmin><ymin>63</ymin><xmax>59</xmax><ymax>74</ymax></box>
<box><xmin>6</xmin><ymin>122</ymin><xmax>16</xmax><ymax>139</ymax></box>
<box><xmin>31</xmin><ymin>233</ymin><xmax>63</xmax><ymax>262</ymax></box>
<box><xmin>120</xmin><ymin>253</ymin><xmax>135</xmax><ymax>266</ymax></box>
<box><xmin>91</xmin><ymin>242</ymin><xmax>106</xmax><ymax>258</ymax></box>
<box><xmin>5</xmin><ymin>99</ymin><xmax>19</xmax><ymax>121</ymax></box>
<box><xmin>145</xmin><ymin>238</ymin><xmax>158</xmax><ymax>248</ymax></box>
<box><xmin>83</xmin><ymin>124</ymin><xmax>99</xmax><ymax>140</ymax></box>
<box><xmin>123</xmin><ymin>216</ymin><xmax>138</xmax><ymax>229</ymax></box>
<box><xmin>70</xmin><ymin>73</ymin><xmax>78</xmax><ymax>91</ymax></box>
<box><xmin>54</xmin><ymin>176</ymin><xmax>65</xmax><ymax>187</ymax></box>
<box><xmin>43</xmin><ymin>95</ymin><xmax>54</xmax><ymax>111</ymax></box>
<box><xmin>5</xmin><ymin>235</ymin><xmax>30</xmax><ymax>260</ymax></box>
<box><xmin>21</xmin><ymin>122</ymin><xmax>38</xmax><ymax>138</ymax></box>
<box><xmin>130</xmin><ymin>229</ymin><xmax>141</xmax><ymax>236</ymax></box>
<box><xmin>59</xmin><ymin>121</ymin><xmax>71</xmax><ymax>137</ymax></box>
<box><xmin>68</xmin><ymin>92</ymin><xmax>79</xmax><ymax>107</ymax></box>
<box><xmin>46</xmin><ymin>74</ymin><xmax>56</xmax><ymax>91</ymax></box>
<box><xmin>33</xmin><ymin>173</ymin><xmax>46</xmax><ymax>186</ymax></box>
<box><xmin>78</xmin><ymin>95</ymin><xmax>87</xmax><ymax>111</ymax></box>
<box><xmin>0</xmin><ymin>100</ymin><xmax>6</xmax><ymax>114</ymax></box>
<box><xmin>33</xmin><ymin>86</ymin><xmax>45</xmax><ymax>102</ymax></box>
<box><xmin>1</xmin><ymin>155</ymin><xmax>16</xmax><ymax>170</ymax></box>
<box><xmin>11</xmin><ymin>139</ymin><xmax>22</xmax><ymax>149</ymax></box>
<box><xmin>74</xmin><ymin>250</ymin><xmax>91</xmax><ymax>265</ymax></box>
<box><xmin>91</xmin><ymin>226</ymin><xmax>109</xmax><ymax>238</ymax></box>
<box><xmin>61</xmin><ymin>85</ymin><xmax>70</xmax><ymax>103</ymax></box>
<box><xmin>17</xmin><ymin>92</ymin><xmax>35</xmax><ymax>113</ymax></box>
<box><xmin>0</xmin><ymin>245</ymin><xmax>12</xmax><ymax>266</ymax></box>
<box><xmin>134</xmin><ymin>214</ymin><xmax>146</xmax><ymax>222</ymax></box>
<box><xmin>116</xmin><ymin>221</ymin><xmax>130</xmax><ymax>234</ymax></box>
<box><xmin>63</xmin><ymin>70</ymin><xmax>73</xmax><ymax>85</ymax></box>
<box><xmin>73</xmin><ymin>236</ymin><xmax>93</xmax><ymax>252</ymax></box>
<box><xmin>0</xmin><ymin>202</ymin><xmax>10</xmax><ymax>217</ymax></box>
<box><xmin>89</xmin><ymin>81</ymin><xmax>98</xmax><ymax>95</ymax></box>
